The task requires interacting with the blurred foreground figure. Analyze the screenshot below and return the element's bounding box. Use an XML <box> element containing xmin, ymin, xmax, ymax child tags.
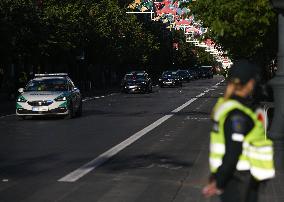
<box><xmin>203</xmin><ymin>59</ymin><xmax>275</xmax><ymax>202</ymax></box>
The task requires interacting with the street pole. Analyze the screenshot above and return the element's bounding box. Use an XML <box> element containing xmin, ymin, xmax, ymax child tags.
<box><xmin>269</xmin><ymin>14</ymin><xmax>284</xmax><ymax>140</ymax></box>
<box><xmin>268</xmin><ymin>0</ymin><xmax>284</xmax><ymax>175</ymax></box>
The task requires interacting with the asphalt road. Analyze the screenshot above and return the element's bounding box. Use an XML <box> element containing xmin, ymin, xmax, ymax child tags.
<box><xmin>0</xmin><ymin>76</ymin><xmax>226</xmax><ymax>202</ymax></box>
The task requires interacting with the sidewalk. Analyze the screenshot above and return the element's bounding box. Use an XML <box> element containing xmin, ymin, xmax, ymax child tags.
<box><xmin>172</xmin><ymin>140</ymin><xmax>284</xmax><ymax>201</ymax></box>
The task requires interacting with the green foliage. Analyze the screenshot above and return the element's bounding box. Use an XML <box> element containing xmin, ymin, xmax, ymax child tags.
<box><xmin>192</xmin><ymin>0</ymin><xmax>277</xmax><ymax>64</ymax></box>
<box><xmin>0</xmin><ymin>0</ymin><xmax>159</xmax><ymax>66</ymax></box>
<box><xmin>171</xmin><ymin>30</ymin><xmax>216</xmax><ymax>68</ymax></box>
<box><xmin>0</xmin><ymin>0</ymin><xmax>220</xmax><ymax>71</ymax></box>
<box><xmin>0</xmin><ymin>0</ymin><xmax>42</xmax><ymax>62</ymax></box>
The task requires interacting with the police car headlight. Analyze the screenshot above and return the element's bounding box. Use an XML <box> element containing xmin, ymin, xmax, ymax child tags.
<box><xmin>17</xmin><ymin>96</ymin><xmax>27</xmax><ymax>102</ymax></box>
<box><xmin>55</xmin><ymin>96</ymin><xmax>67</xmax><ymax>101</ymax></box>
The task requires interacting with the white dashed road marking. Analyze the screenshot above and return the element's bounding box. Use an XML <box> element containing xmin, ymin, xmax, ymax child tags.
<box><xmin>58</xmin><ymin>79</ymin><xmax>224</xmax><ymax>182</ymax></box>
<box><xmin>0</xmin><ymin>114</ymin><xmax>15</xmax><ymax>119</ymax></box>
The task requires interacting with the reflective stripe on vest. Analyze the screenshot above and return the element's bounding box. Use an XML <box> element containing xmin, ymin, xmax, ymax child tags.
<box><xmin>209</xmin><ymin>98</ymin><xmax>275</xmax><ymax>181</ymax></box>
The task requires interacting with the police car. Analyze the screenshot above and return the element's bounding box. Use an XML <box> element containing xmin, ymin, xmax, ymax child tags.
<box><xmin>16</xmin><ymin>73</ymin><xmax>82</xmax><ymax>119</ymax></box>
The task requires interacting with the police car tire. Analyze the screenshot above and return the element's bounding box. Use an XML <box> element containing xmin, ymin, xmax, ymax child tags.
<box><xmin>65</xmin><ymin>103</ymin><xmax>74</xmax><ymax>119</ymax></box>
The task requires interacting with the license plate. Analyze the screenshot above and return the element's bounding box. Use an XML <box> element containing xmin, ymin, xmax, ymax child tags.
<box><xmin>32</xmin><ymin>106</ymin><xmax>49</xmax><ymax>112</ymax></box>
<box><xmin>128</xmin><ymin>86</ymin><xmax>137</xmax><ymax>89</ymax></box>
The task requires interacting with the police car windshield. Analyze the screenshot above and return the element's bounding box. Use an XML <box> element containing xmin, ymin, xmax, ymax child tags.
<box><xmin>25</xmin><ymin>78</ymin><xmax>68</xmax><ymax>92</ymax></box>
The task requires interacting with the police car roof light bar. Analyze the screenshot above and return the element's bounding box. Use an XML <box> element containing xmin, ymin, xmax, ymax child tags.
<box><xmin>35</xmin><ymin>73</ymin><xmax>68</xmax><ymax>77</ymax></box>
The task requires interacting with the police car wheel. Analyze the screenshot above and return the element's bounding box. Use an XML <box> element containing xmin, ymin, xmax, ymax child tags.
<box><xmin>65</xmin><ymin>103</ymin><xmax>74</xmax><ymax>119</ymax></box>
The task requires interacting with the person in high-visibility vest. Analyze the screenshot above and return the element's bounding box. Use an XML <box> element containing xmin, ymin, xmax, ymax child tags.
<box><xmin>202</xmin><ymin>59</ymin><xmax>275</xmax><ymax>202</ymax></box>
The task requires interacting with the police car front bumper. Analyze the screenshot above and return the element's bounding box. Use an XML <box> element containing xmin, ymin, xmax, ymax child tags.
<box><xmin>16</xmin><ymin>101</ymin><xmax>69</xmax><ymax>116</ymax></box>
<box><xmin>16</xmin><ymin>107</ymin><xmax>68</xmax><ymax>116</ymax></box>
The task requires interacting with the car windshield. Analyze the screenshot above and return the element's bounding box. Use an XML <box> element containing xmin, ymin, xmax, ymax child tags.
<box><xmin>25</xmin><ymin>78</ymin><xmax>68</xmax><ymax>91</ymax></box>
<box><xmin>177</xmin><ymin>71</ymin><xmax>188</xmax><ymax>76</ymax></box>
<box><xmin>162</xmin><ymin>71</ymin><xmax>177</xmax><ymax>78</ymax></box>
<box><xmin>125</xmin><ymin>74</ymin><xmax>145</xmax><ymax>80</ymax></box>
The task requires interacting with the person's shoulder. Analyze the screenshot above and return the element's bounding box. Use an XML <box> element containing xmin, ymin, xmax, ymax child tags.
<box><xmin>226</xmin><ymin>109</ymin><xmax>253</xmax><ymax>134</ymax></box>
<box><xmin>227</xmin><ymin>109</ymin><xmax>248</xmax><ymax>119</ymax></box>
<box><xmin>227</xmin><ymin>109</ymin><xmax>253</xmax><ymax>123</ymax></box>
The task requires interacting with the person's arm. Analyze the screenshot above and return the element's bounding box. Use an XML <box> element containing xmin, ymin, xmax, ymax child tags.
<box><xmin>214</xmin><ymin>110</ymin><xmax>254</xmax><ymax>189</ymax></box>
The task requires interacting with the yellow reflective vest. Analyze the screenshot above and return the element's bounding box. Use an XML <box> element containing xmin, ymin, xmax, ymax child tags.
<box><xmin>210</xmin><ymin>98</ymin><xmax>275</xmax><ymax>181</ymax></box>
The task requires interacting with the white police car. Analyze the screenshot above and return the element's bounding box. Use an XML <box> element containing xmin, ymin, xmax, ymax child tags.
<box><xmin>16</xmin><ymin>73</ymin><xmax>82</xmax><ymax>119</ymax></box>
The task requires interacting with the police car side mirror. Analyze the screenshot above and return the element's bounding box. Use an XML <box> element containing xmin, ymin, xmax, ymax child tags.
<box><xmin>18</xmin><ymin>88</ymin><xmax>24</xmax><ymax>93</ymax></box>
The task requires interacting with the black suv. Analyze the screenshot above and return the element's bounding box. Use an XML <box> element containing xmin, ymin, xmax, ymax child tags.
<box><xmin>198</xmin><ymin>66</ymin><xmax>214</xmax><ymax>79</ymax></box>
<box><xmin>159</xmin><ymin>71</ymin><xmax>182</xmax><ymax>87</ymax></box>
<box><xmin>121</xmin><ymin>71</ymin><xmax>153</xmax><ymax>93</ymax></box>
<box><xmin>176</xmin><ymin>70</ymin><xmax>192</xmax><ymax>82</ymax></box>
<box><xmin>188</xmin><ymin>68</ymin><xmax>199</xmax><ymax>80</ymax></box>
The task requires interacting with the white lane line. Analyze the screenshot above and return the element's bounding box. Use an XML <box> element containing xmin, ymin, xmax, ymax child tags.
<box><xmin>0</xmin><ymin>114</ymin><xmax>15</xmax><ymax>119</ymax></box>
<box><xmin>196</xmin><ymin>93</ymin><xmax>205</xmax><ymax>98</ymax></box>
<box><xmin>58</xmin><ymin>114</ymin><xmax>173</xmax><ymax>182</ymax></box>
<box><xmin>171</xmin><ymin>98</ymin><xmax>197</xmax><ymax>113</ymax></box>
<box><xmin>82</xmin><ymin>92</ymin><xmax>119</xmax><ymax>102</ymax></box>
<box><xmin>58</xmin><ymin>79</ymin><xmax>224</xmax><ymax>182</ymax></box>
<box><xmin>185</xmin><ymin>117</ymin><xmax>210</xmax><ymax>120</ymax></box>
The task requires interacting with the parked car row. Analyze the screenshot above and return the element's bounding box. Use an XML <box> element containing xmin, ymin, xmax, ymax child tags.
<box><xmin>15</xmin><ymin>66</ymin><xmax>214</xmax><ymax>119</ymax></box>
<box><xmin>121</xmin><ymin>66</ymin><xmax>214</xmax><ymax>93</ymax></box>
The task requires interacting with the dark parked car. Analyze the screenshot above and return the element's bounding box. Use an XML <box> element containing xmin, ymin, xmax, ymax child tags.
<box><xmin>188</xmin><ymin>68</ymin><xmax>199</xmax><ymax>80</ymax></box>
<box><xmin>198</xmin><ymin>66</ymin><xmax>214</xmax><ymax>79</ymax></box>
<box><xmin>176</xmin><ymin>70</ymin><xmax>192</xmax><ymax>82</ymax></box>
<box><xmin>121</xmin><ymin>71</ymin><xmax>152</xmax><ymax>93</ymax></box>
<box><xmin>159</xmin><ymin>71</ymin><xmax>182</xmax><ymax>87</ymax></box>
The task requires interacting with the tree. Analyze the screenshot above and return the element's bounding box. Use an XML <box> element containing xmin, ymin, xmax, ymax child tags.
<box><xmin>191</xmin><ymin>0</ymin><xmax>277</xmax><ymax>67</ymax></box>
<box><xmin>0</xmin><ymin>0</ymin><xmax>42</xmax><ymax>64</ymax></box>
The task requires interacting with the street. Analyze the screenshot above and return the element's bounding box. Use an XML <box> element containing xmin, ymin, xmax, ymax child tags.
<box><xmin>1</xmin><ymin>75</ymin><xmax>282</xmax><ymax>202</ymax></box>
<box><xmin>0</xmin><ymin>76</ymin><xmax>225</xmax><ymax>202</ymax></box>
<box><xmin>0</xmin><ymin>1</ymin><xmax>282</xmax><ymax>201</ymax></box>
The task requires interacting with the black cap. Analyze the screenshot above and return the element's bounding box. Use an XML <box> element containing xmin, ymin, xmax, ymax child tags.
<box><xmin>228</xmin><ymin>59</ymin><xmax>259</xmax><ymax>85</ymax></box>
